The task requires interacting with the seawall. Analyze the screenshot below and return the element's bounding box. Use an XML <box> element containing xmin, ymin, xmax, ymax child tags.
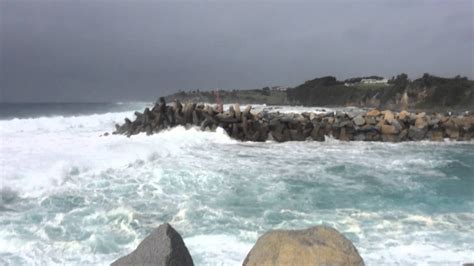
<box><xmin>112</xmin><ymin>101</ymin><xmax>473</xmax><ymax>142</ymax></box>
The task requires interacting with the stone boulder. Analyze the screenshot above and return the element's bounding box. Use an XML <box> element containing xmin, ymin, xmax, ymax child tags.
<box><xmin>399</xmin><ymin>110</ymin><xmax>410</xmax><ymax>120</ymax></box>
<box><xmin>365</xmin><ymin>116</ymin><xmax>377</xmax><ymax>125</ymax></box>
<box><xmin>112</xmin><ymin>223</ymin><xmax>193</xmax><ymax>266</ymax></box>
<box><xmin>381</xmin><ymin>124</ymin><xmax>399</xmax><ymax>135</ymax></box>
<box><xmin>408</xmin><ymin>126</ymin><xmax>427</xmax><ymax>140</ymax></box>
<box><xmin>446</xmin><ymin>128</ymin><xmax>460</xmax><ymax>139</ymax></box>
<box><xmin>366</xmin><ymin>109</ymin><xmax>381</xmax><ymax>117</ymax></box>
<box><xmin>383</xmin><ymin>110</ymin><xmax>395</xmax><ymax>121</ymax></box>
<box><xmin>353</xmin><ymin>115</ymin><xmax>365</xmax><ymax>126</ymax></box>
<box><xmin>429</xmin><ymin>130</ymin><xmax>444</xmax><ymax>141</ymax></box>
<box><xmin>415</xmin><ymin>117</ymin><xmax>428</xmax><ymax>129</ymax></box>
<box><xmin>243</xmin><ymin>226</ymin><xmax>364</xmax><ymax>266</ymax></box>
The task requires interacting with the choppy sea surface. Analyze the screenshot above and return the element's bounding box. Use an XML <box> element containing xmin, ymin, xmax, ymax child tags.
<box><xmin>0</xmin><ymin>103</ymin><xmax>473</xmax><ymax>265</ymax></box>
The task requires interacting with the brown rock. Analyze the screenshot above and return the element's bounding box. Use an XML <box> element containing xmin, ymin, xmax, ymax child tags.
<box><xmin>446</xmin><ymin>128</ymin><xmax>460</xmax><ymax>140</ymax></box>
<box><xmin>430</xmin><ymin>131</ymin><xmax>444</xmax><ymax>141</ymax></box>
<box><xmin>383</xmin><ymin>110</ymin><xmax>395</xmax><ymax>121</ymax></box>
<box><xmin>381</xmin><ymin>124</ymin><xmax>399</xmax><ymax>135</ymax></box>
<box><xmin>441</xmin><ymin>117</ymin><xmax>456</xmax><ymax>129</ymax></box>
<box><xmin>243</xmin><ymin>226</ymin><xmax>364</xmax><ymax>266</ymax></box>
<box><xmin>339</xmin><ymin>127</ymin><xmax>351</xmax><ymax>141</ymax></box>
<box><xmin>416</xmin><ymin>112</ymin><xmax>426</xmax><ymax>118</ymax></box>
<box><xmin>399</xmin><ymin>110</ymin><xmax>410</xmax><ymax>120</ymax></box>
<box><xmin>453</xmin><ymin>116</ymin><xmax>469</xmax><ymax>129</ymax></box>
<box><xmin>464</xmin><ymin>116</ymin><xmax>474</xmax><ymax>129</ymax></box>
<box><xmin>438</xmin><ymin>114</ymin><xmax>449</xmax><ymax>123</ymax></box>
<box><xmin>234</xmin><ymin>104</ymin><xmax>241</xmax><ymax>119</ymax></box>
<box><xmin>366</xmin><ymin>109</ymin><xmax>381</xmax><ymax>117</ymax></box>
<box><xmin>415</xmin><ymin>117</ymin><xmax>428</xmax><ymax>129</ymax></box>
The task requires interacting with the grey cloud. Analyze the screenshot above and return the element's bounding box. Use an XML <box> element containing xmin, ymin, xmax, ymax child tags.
<box><xmin>1</xmin><ymin>0</ymin><xmax>472</xmax><ymax>102</ymax></box>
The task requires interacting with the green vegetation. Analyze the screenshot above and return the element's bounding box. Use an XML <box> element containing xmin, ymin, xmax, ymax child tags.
<box><xmin>287</xmin><ymin>73</ymin><xmax>473</xmax><ymax>110</ymax></box>
<box><xmin>286</xmin><ymin>76</ymin><xmax>385</xmax><ymax>106</ymax></box>
<box><xmin>165</xmin><ymin>73</ymin><xmax>473</xmax><ymax>111</ymax></box>
<box><xmin>165</xmin><ymin>88</ymin><xmax>288</xmax><ymax>105</ymax></box>
<box><xmin>412</xmin><ymin>74</ymin><xmax>473</xmax><ymax>108</ymax></box>
<box><xmin>352</xmin><ymin>83</ymin><xmax>392</xmax><ymax>90</ymax></box>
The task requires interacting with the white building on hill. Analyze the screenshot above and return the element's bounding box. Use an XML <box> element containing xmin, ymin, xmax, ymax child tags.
<box><xmin>360</xmin><ymin>78</ymin><xmax>388</xmax><ymax>84</ymax></box>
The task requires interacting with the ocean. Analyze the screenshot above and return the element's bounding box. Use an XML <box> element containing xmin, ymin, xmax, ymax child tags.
<box><xmin>0</xmin><ymin>103</ymin><xmax>473</xmax><ymax>265</ymax></box>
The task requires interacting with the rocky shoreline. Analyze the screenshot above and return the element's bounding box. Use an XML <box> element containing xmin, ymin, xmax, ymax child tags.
<box><xmin>112</xmin><ymin>99</ymin><xmax>473</xmax><ymax>142</ymax></box>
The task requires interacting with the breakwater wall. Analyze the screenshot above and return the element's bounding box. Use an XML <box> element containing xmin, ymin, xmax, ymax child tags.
<box><xmin>113</xmin><ymin>100</ymin><xmax>473</xmax><ymax>142</ymax></box>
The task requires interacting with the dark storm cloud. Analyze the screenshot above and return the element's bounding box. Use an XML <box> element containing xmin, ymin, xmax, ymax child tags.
<box><xmin>0</xmin><ymin>0</ymin><xmax>472</xmax><ymax>102</ymax></box>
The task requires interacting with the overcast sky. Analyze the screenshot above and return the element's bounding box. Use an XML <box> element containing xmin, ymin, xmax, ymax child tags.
<box><xmin>1</xmin><ymin>0</ymin><xmax>473</xmax><ymax>102</ymax></box>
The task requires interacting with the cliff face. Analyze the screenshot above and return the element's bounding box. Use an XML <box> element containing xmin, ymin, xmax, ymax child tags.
<box><xmin>408</xmin><ymin>74</ymin><xmax>473</xmax><ymax>109</ymax></box>
<box><xmin>287</xmin><ymin>74</ymin><xmax>474</xmax><ymax>111</ymax></box>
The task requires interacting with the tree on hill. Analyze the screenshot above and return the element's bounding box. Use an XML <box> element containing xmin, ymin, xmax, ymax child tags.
<box><xmin>261</xmin><ymin>87</ymin><xmax>271</xmax><ymax>96</ymax></box>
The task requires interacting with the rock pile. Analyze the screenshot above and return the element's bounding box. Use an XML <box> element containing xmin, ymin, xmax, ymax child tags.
<box><xmin>113</xmin><ymin>99</ymin><xmax>473</xmax><ymax>142</ymax></box>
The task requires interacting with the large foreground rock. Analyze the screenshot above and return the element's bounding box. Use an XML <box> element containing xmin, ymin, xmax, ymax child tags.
<box><xmin>243</xmin><ymin>226</ymin><xmax>364</xmax><ymax>266</ymax></box>
<box><xmin>112</xmin><ymin>223</ymin><xmax>193</xmax><ymax>266</ymax></box>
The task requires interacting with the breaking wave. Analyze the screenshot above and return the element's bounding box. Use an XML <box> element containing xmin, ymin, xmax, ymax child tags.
<box><xmin>0</xmin><ymin>106</ymin><xmax>473</xmax><ymax>265</ymax></box>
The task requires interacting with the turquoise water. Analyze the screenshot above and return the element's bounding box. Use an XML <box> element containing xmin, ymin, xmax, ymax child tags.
<box><xmin>0</xmin><ymin>105</ymin><xmax>473</xmax><ymax>265</ymax></box>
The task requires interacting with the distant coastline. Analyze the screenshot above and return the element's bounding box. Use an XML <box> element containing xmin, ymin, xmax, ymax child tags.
<box><xmin>164</xmin><ymin>73</ymin><xmax>473</xmax><ymax>113</ymax></box>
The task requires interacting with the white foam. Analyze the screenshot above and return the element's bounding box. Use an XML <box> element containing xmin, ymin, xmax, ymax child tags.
<box><xmin>0</xmin><ymin>111</ymin><xmax>235</xmax><ymax>197</ymax></box>
<box><xmin>185</xmin><ymin>234</ymin><xmax>253</xmax><ymax>266</ymax></box>
<box><xmin>1</xmin><ymin>106</ymin><xmax>473</xmax><ymax>265</ymax></box>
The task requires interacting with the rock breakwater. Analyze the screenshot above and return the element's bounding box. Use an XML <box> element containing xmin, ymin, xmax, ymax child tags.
<box><xmin>113</xmin><ymin>99</ymin><xmax>473</xmax><ymax>142</ymax></box>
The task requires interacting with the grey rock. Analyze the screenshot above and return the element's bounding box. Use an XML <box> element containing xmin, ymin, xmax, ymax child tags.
<box><xmin>353</xmin><ymin>115</ymin><xmax>365</xmax><ymax>126</ymax></box>
<box><xmin>289</xmin><ymin>129</ymin><xmax>305</xmax><ymax>141</ymax></box>
<box><xmin>408</xmin><ymin>126</ymin><xmax>427</xmax><ymax>140</ymax></box>
<box><xmin>335</xmin><ymin>111</ymin><xmax>345</xmax><ymax>118</ymax></box>
<box><xmin>192</xmin><ymin>110</ymin><xmax>199</xmax><ymax>125</ymax></box>
<box><xmin>323</xmin><ymin>112</ymin><xmax>334</xmax><ymax>118</ymax></box>
<box><xmin>339</xmin><ymin>120</ymin><xmax>353</xmax><ymax>128</ymax></box>
<box><xmin>112</xmin><ymin>223</ymin><xmax>193</xmax><ymax>266</ymax></box>
<box><xmin>365</xmin><ymin>116</ymin><xmax>377</xmax><ymax>125</ymax></box>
